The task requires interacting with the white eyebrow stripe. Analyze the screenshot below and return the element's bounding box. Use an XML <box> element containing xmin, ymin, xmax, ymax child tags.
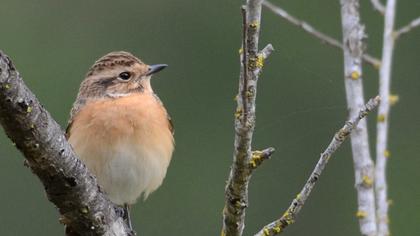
<box><xmin>106</xmin><ymin>92</ymin><xmax>132</xmax><ymax>98</ymax></box>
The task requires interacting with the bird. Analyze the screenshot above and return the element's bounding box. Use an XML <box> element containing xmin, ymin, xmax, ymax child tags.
<box><xmin>66</xmin><ymin>51</ymin><xmax>174</xmax><ymax>231</ymax></box>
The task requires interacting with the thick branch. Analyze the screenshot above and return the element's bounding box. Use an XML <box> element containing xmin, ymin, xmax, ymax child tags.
<box><xmin>370</xmin><ymin>0</ymin><xmax>385</xmax><ymax>14</ymax></box>
<box><xmin>255</xmin><ymin>96</ymin><xmax>380</xmax><ymax>236</ymax></box>
<box><xmin>0</xmin><ymin>51</ymin><xmax>129</xmax><ymax>236</ymax></box>
<box><xmin>263</xmin><ymin>1</ymin><xmax>381</xmax><ymax>68</ymax></box>
<box><xmin>394</xmin><ymin>17</ymin><xmax>420</xmax><ymax>39</ymax></box>
<box><xmin>376</xmin><ymin>0</ymin><xmax>397</xmax><ymax>235</ymax></box>
<box><xmin>222</xmin><ymin>1</ymin><xmax>274</xmax><ymax>236</ymax></box>
<box><xmin>339</xmin><ymin>1</ymin><xmax>377</xmax><ymax>235</ymax></box>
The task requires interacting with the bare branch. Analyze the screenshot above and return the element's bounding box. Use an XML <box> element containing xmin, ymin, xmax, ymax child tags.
<box><xmin>263</xmin><ymin>1</ymin><xmax>381</xmax><ymax>68</ymax></box>
<box><xmin>370</xmin><ymin>0</ymin><xmax>385</xmax><ymax>14</ymax></box>
<box><xmin>254</xmin><ymin>96</ymin><xmax>381</xmax><ymax>236</ymax></box>
<box><xmin>376</xmin><ymin>0</ymin><xmax>397</xmax><ymax>235</ymax></box>
<box><xmin>394</xmin><ymin>16</ymin><xmax>420</xmax><ymax>39</ymax></box>
<box><xmin>222</xmin><ymin>0</ymin><xmax>274</xmax><ymax>236</ymax></box>
<box><xmin>0</xmin><ymin>51</ymin><xmax>130</xmax><ymax>236</ymax></box>
<box><xmin>339</xmin><ymin>0</ymin><xmax>377</xmax><ymax>235</ymax></box>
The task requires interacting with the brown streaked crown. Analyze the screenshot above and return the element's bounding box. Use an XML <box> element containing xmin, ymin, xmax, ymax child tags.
<box><xmin>86</xmin><ymin>51</ymin><xmax>144</xmax><ymax>77</ymax></box>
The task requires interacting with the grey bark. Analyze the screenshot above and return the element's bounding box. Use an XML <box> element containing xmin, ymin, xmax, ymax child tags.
<box><xmin>376</xmin><ymin>0</ymin><xmax>397</xmax><ymax>235</ymax></box>
<box><xmin>0</xmin><ymin>51</ymin><xmax>130</xmax><ymax>236</ymax></box>
<box><xmin>339</xmin><ymin>1</ymin><xmax>377</xmax><ymax>235</ymax></box>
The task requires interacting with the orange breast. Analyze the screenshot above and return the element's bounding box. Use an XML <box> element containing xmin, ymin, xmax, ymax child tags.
<box><xmin>68</xmin><ymin>93</ymin><xmax>174</xmax><ymax>204</ymax></box>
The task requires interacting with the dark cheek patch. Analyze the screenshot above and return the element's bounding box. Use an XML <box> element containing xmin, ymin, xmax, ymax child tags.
<box><xmin>97</xmin><ymin>77</ymin><xmax>116</xmax><ymax>87</ymax></box>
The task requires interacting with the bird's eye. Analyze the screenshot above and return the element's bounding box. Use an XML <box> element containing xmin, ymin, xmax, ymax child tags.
<box><xmin>118</xmin><ymin>72</ymin><xmax>131</xmax><ymax>81</ymax></box>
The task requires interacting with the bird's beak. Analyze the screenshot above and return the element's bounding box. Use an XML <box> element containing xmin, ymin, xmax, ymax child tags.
<box><xmin>146</xmin><ymin>64</ymin><xmax>168</xmax><ymax>76</ymax></box>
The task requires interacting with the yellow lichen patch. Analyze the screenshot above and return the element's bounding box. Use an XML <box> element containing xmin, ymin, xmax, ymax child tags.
<box><xmin>377</xmin><ymin>114</ymin><xmax>386</xmax><ymax>122</ymax></box>
<box><xmin>4</xmin><ymin>84</ymin><xmax>10</xmax><ymax>89</ymax></box>
<box><xmin>273</xmin><ymin>225</ymin><xmax>282</xmax><ymax>233</ymax></box>
<box><xmin>286</xmin><ymin>218</ymin><xmax>294</xmax><ymax>225</ymax></box>
<box><xmin>250</xmin><ymin>150</ymin><xmax>263</xmax><ymax>168</ymax></box>
<box><xmin>362</xmin><ymin>175</ymin><xmax>373</xmax><ymax>187</ymax></box>
<box><xmin>239</xmin><ymin>48</ymin><xmax>243</xmax><ymax>54</ymax></box>
<box><xmin>235</xmin><ymin>108</ymin><xmax>243</xmax><ymax>119</ymax></box>
<box><xmin>220</xmin><ymin>230</ymin><xmax>226</xmax><ymax>236</ymax></box>
<box><xmin>246</xmin><ymin>90</ymin><xmax>253</xmax><ymax>98</ymax></box>
<box><xmin>356</xmin><ymin>210</ymin><xmax>367</xmax><ymax>218</ymax></box>
<box><xmin>350</xmin><ymin>71</ymin><xmax>360</xmax><ymax>80</ymax></box>
<box><xmin>325</xmin><ymin>155</ymin><xmax>331</xmax><ymax>162</ymax></box>
<box><xmin>249</xmin><ymin>159</ymin><xmax>257</xmax><ymax>168</ymax></box>
<box><xmin>282</xmin><ymin>211</ymin><xmax>294</xmax><ymax>225</ymax></box>
<box><xmin>30</xmin><ymin>124</ymin><xmax>35</xmax><ymax>129</ymax></box>
<box><xmin>263</xmin><ymin>228</ymin><xmax>270</xmax><ymax>236</ymax></box>
<box><xmin>389</xmin><ymin>94</ymin><xmax>399</xmax><ymax>105</ymax></box>
<box><xmin>387</xmin><ymin>199</ymin><xmax>393</xmax><ymax>206</ymax></box>
<box><xmin>384</xmin><ymin>150</ymin><xmax>391</xmax><ymax>158</ymax></box>
<box><xmin>374</xmin><ymin>61</ymin><xmax>381</xmax><ymax>70</ymax></box>
<box><xmin>256</xmin><ymin>54</ymin><xmax>264</xmax><ymax>68</ymax></box>
<box><xmin>27</xmin><ymin>106</ymin><xmax>33</xmax><ymax>113</ymax></box>
<box><xmin>250</xmin><ymin>21</ymin><xmax>259</xmax><ymax>28</ymax></box>
<box><xmin>296</xmin><ymin>193</ymin><xmax>301</xmax><ymax>200</ymax></box>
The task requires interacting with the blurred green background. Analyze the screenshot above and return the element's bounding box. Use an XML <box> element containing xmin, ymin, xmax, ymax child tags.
<box><xmin>0</xmin><ymin>0</ymin><xmax>419</xmax><ymax>235</ymax></box>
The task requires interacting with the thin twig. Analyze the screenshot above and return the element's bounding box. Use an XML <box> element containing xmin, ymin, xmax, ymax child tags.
<box><xmin>370</xmin><ymin>0</ymin><xmax>385</xmax><ymax>14</ymax></box>
<box><xmin>222</xmin><ymin>1</ymin><xmax>274</xmax><ymax>236</ymax></box>
<box><xmin>376</xmin><ymin>0</ymin><xmax>397</xmax><ymax>235</ymax></box>
<box><xmin>394</xmin><ymin>16</ymin><xmax>420</xmax><ymax>39</ymax></box>
<box><xmin>339</xmin><ymin>0</ymin><xmax>377</xmax><ymax>235</ymax></box>
<box><xmin>259</xmin><ymin>44</ymin><xmax>275</xmax><ymax>60</ymax></box>
<box><xmin>0</xmin><ymin>51</ymin><xmax>129</xmax><ymax>235</ymax></box>
<box><xmin>254</xmin><ymin>96</ymin><xmax>381</xmax><ymax>236</ymax></box>
<box><xmin>263</xmin><ymin>1</ymin><xmax>381</xmax><ymax>68</ymax></box>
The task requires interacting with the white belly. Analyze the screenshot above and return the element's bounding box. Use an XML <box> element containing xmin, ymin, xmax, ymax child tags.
<box><xmin>99</xmin><ymin>142</ymin><xmax>170</xmax><ymax>204</ymax></box>
<box><xmin>70</xmin><ymin>135</ymin><xmax>172</xmax><ymax>205</ymax></box>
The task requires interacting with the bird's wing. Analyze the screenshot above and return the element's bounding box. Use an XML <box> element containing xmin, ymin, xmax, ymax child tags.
<box><xmin>152</xmin><ymin>93</ymin><xmax>174</xmax><ymax>135</ymax></box>
<box><xmin>65</xmin><ymin>120</ymin><xmax>73</xmax><ymax>139</ymax></box>
<box><xmin>65</xmin><ymin>98</ymin><xmax>87</xmax><ymax>139</ymax></box>
<box><xmin>168</xmin><ymin>114</ymin><xmax>174</xmax><ymax>135</ymax></box>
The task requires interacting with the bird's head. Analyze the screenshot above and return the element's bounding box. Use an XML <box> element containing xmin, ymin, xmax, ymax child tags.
<box><xmin>79</xmin><ymin>51</ymin><xmax>167</xmax><ymax>99</ymax></box>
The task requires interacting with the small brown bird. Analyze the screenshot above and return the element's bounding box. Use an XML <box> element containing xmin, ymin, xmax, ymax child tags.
<box><xmin>66</xmin><ymin>51</ymin><xmax>174</xmax><ymax>230</ymax></box>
